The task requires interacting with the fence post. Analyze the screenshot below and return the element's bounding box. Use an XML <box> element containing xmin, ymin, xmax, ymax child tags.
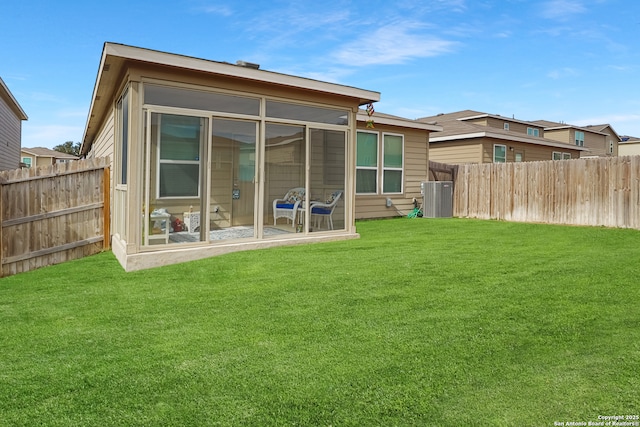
<box><xmin>103</xmin><ymin>165</ymin><xmax>111</xmax><ymax>250</ymax></box>
<box><xmin>0</xmin><ymin>180</ymin><xmax>3</xmax><ymax>278</ymax></box>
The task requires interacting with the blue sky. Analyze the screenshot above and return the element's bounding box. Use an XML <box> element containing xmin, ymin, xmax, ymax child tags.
<box><xmin>1</xmin><ymin>0</ymin><xmax>639</xmax><ymax>149</ymax></box>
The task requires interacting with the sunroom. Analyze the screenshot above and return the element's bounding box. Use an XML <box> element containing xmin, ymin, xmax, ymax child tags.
<box><xmin>81</xmin><ymin>43</ymin><xmax>380</xmax><ymax>271</ymax></box>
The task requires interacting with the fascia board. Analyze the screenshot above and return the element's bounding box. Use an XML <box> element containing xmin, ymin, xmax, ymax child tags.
<box><xmin>356</xmin><ymin>112</ymin><xmax>442</xmax><ymax>131</ymax></box>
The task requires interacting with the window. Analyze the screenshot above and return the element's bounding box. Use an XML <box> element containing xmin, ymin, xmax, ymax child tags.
<box><xmin>356</xmin><ymin>131</ymin><xmax>378</xmax><ymax>194</ymax></box>
<box><xmin>145</xmin><ymin>84</ymin><xmax>260</xmax><ymax>116</ymax></box>
<box><xmin>22</xmin><ymin>157</ymin><xmax>31</xmax><ymax>168</ymax></box>
<box><xmin>575</xmin><ymin>131</ymin><xmax>585</xmax><ymax>147</ymax></box>
<box><xmin>553</xmin><ymin>152</ymin><xmax>571</xmax><ymax>160</ymax></box>
<box><xmin>504</xmin><ymin>123</ymin><xmax>510</xmax><ymax>131</ymax></box>
<box><xmin>157</xmin><ymin>114</ymin><xmax>203</xmax><ymax>198</ymax></box>
<box><xmin>382</xmin><ymin>134</ymin><xmax>404</xmax><ymax>193</ymax></box>
<box><xmin>493</xmin><ymin>144</ymin><xmax>506</xmax><ymax>163</ymax></box>
<box><xmin>609</xmin><ymin>140</ymin><xmax>614</xmax><ymax>154</ymax></box>
<box><xmin>266</xmin><ymin>100</ymin><xmax>348</xmax><ymax>125</ymax></box>
<box><xmin>527</xmin><ymin>127</ymin><xmax>539</xmax><ymax>137</ymax></box>
<box><xmin>117</xmin><ymin>89</ymin><xmax>129</xmax><ymax>185</ymax></box>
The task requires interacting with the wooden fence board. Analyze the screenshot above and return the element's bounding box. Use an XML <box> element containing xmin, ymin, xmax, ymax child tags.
<box><xmin>452</xmin><ymin>156</ymin><xmax>640</xmax><ymax>230</ymax></box>
<box><xmin>0</xmin><ymin>158</ymin><xmax>110</xmax><ymax>277</ymax></box>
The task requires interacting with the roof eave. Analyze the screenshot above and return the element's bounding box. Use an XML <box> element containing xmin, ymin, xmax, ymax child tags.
<box><xmin>0</xmin><ymin>77</ymin><xmax>28</xmax><ymax>121</ymax></box>
<box><xmin>356</xmin><ymin>112</ymin><xmax>442</xmax><ymax>132</ymax></box>
<box><xmin>431</xmin><ymin>131</ymin><xmax>590</xmax><ymax>151</ymax></box>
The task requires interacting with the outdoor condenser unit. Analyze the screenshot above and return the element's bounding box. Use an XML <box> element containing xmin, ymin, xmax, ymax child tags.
<box><xmin>421</xmin><ymin>181</ymin><xmax>453</xmax><ymax>218</ymax></box>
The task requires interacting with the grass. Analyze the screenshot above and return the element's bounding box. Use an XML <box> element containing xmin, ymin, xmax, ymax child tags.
<box><xmin>0</xmin><ymin>218</ymin><xmax>638</xmax><ymax>426</ymax></box>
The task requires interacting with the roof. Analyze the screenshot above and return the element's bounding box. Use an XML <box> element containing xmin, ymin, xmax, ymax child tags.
<box><xmin>584</xmin><ymin>124</ymin><xmax>621</xmax><ymax>141</ymax></box>
<box><xmin>82</xmin><ymin>42</ymin><xmax>381</xmax><ymax>155</ymax></box>
<box><xmin>531</xmin><ymin>120</ymin><xmax>609</xmax><ymax>136</ymax></box>
<box><xmin>0</xmin><ymin>77</ymin><xmax>28</xmax><ymax>121</ymax></box>
<box><xmin>22</xmin><ymin>147</ymin><xmax>79</xmax><ymax>159</ymax></box>
<box><xmin>356</xmin><ymin>109</ymin><xmax>442</xmax><ymax>132</ymax></box>
<box><xmin>417</xmin><ymin>111</ymin><xmax>589</xmax><ymax>151</ymax></box>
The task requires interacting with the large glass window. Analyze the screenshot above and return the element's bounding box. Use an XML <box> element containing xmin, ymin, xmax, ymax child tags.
<box><xmin>157</xmin><ymin>114</ymin><xmax>203</xmax><ymax>198</ymax></box>
<box><xmin>117</xmin><ymin>89</ymin><xmax>129</xmax><ymax>184</ymax></box>
<box><xmin>527</xmin><ymin>127</ymin><xmax>539</xmax><ymax>137</ymax></box>
<box><xmin>22</xmin><ymin>157</ymin><xmax>31</xmax><ymax>168</ymax></box>
<box><xmin>145</xmin><ymin>84</ymin><xmax>260</xmax><ymax>116</ymax></box>
<box><xmin>356</xmin><ymin>131</ymin><xmax>378</xmax><ymax>194</ymax></box>
<box><xmin>575</xmin><ymin>131</ymin><xmax>585</xmax><ymax>147</ymax></box>
<box><xmin>494</xmin><ymin>144</ymin><xmax>506</xmax><ymax>163</ymax></box>
<box><xmin>266</xmin><ymin>100</ymin><xmax>348</xmax><ymax>125</ymax></box>
<box><xmin>382</xmin><ymin>134</ymin><xmax>403</xmax><ymax>193</ymax></box>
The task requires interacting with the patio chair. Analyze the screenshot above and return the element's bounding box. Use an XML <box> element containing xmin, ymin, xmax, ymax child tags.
<box><xmin>310</xmin><ymin>190</ymin><xmax>342</xmax><ymax>230</ymax></box>
<box><xmin>273</xmin><ymin>187</ymin><xmax>305</xmax><ymax>228</ymax></box>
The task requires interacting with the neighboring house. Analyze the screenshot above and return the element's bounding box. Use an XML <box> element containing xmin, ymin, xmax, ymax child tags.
<box><xmin>355</xmin><ymin>110</ymin><xmax>441</xmax><ymax>219</ymax></box>
<box><xmin>21</xmin><ymin>147</ymin><xmax>79</xmax><ymax>168</ymax></box>
<box><xmin>417</xmin><ymin>110</ymin><xmax>586</xmax><ymax>164</ymax></box>
<box><xmin>532</xmin><ymin>120</ymin><xmax>619</xmax><ymax>158</ymax></box>
<box><xmin>0</xmin><ymin>77</ymin><xmax>28</xmax><ymax>171</ymax></box>
<box><xmin>618</xmin><ymin>136</ymin><xmax>640</xmax><ymax>156</ymax></box>
<box><xmin>81</xmin><ymin>42</ymin><xmax>382</xmax><ymax>271</ymax></box>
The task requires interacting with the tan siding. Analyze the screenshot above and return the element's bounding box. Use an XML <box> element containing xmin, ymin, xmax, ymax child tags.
<box><xmin>582</xmin><ymin>132</ymin><xmax>607</xmax><ymax>157</ymax></box>
<box><xmin>429</xmin><ymin>141</ymin><xmax>482</xmax><ymax>164</ymax></box>
<box><xmin>619</xmin><ymin>142</ymin><xmax>640</xmax><ymax>156</ymax></box>
<box><xmin>482</xmin><ymin>139</ymin><xmax>581</xmax><ymax>162</ymax></box>
<box><xmin>355</xmin><ymin>123</ymin><xmax>429</xmax><ymax>219</ymax></box>
<box><xmin>0</xmin><ymin>96</ymin><xmax>21</xmax><ymax>171</ymax></box>
<box><xmin>544</xmin><ymin>129</ymin><xmax>571</xmax><ymax>144</ymax></box>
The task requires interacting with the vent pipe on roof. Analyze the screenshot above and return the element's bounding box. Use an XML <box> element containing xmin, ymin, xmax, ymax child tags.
<box><xmin>236</xmin><ymin>60</ymin><xmax>260</xmax><ymax>70</ymax></box>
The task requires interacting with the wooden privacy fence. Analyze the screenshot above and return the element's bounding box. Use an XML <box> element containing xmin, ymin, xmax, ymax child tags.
<box><xmin>454</xmin><ymin>155</ymin><xmax>640</xmax><ymax>229</ymax></box>
<box><xmin>0</xmin><ymin>158</ymin><xmax>110</xmax><ymax>277</ymax></box>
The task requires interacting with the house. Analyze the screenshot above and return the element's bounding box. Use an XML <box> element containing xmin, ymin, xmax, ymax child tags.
<box><xmin>618</xmin><ymin>136</ymin><xmax>640</xmax><ymax>156</ymax></box>
<box><xmin>20</xmin><ymin>146</ymin><xmax>79</xmax><ymax>168</ymax></box>
<box><xmin>355</xmin><ymin>110</ymin><xmax>441</xmax><ymax>219</ymax></box>
<box><xmin>532</xmin><ymin>120</ymin><xmax>619</xmax><ymax>158</ymax></box>
<box><xmin>0</xmin><ymin>77</ymin><xmax>28</xmax><ymax>171</ymax></box>
<box><xmin>417</xmin><ymin>110</ymin><xmax>586</xmax><ymax>164</ymax></box>
<box><xmin>81</xmin><ymin>42</ymin><xmax>384</xmax><ymax>271</ymax></box>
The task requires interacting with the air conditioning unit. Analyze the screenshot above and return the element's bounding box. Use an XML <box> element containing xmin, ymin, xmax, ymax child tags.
<box><xmin>421</xmin><ymin>181</ymin><xmax>453</xmax><ymax>218</ymax></box>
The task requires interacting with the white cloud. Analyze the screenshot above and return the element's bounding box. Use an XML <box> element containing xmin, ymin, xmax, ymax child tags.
<box><xmin>540</xmin><ymin>0</ymin><xmax>587</xmax><ymax>20</ymax></box>
<box><xmin>547</xmin><ymin>67</ymin><xmax>579</xmax><ymax>79</ymax></box>
<box><xmin>332</xmin><ymin>23</ymin><xmax>457</xmax><ymax>66</ymax></box>
<box><xmin>199</xmin><ymin>5</ymin><xmax>233</xmax><ymax>16</ymax></box>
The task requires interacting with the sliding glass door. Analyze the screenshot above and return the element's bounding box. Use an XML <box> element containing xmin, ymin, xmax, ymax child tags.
<box><xmin>210</xmin><ymin>119</ymin><xmax>257</xmax><ymax>234</ymax></box>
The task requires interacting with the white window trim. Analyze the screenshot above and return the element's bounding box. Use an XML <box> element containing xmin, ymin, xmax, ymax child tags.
<box><xmin>575</xmin><ymin>131</ymin><xmax>585</xmax><ymax>147</ymax></box>
<box><xmin>493</xmin><ymin>144</ymin><xmax>507</xmax><ymax>163</ymax></box>
<box><xmin>356</xmin><ymin>130</ymin><xmax>379</xmax><ymax>195</ymax></box>
<box><xmin>382</xmin><ymin>132</ymin><xmax>404</xmax><ymax>194</ymax></box>
<box><xmin>527</xmin><ymin>127</ymin><xmax>539</xmax><ymax>137</ymax></box>
<box><xmin>504</xmin><ymin>123</ymin><xmax>510</xmax><ymax>131</ymax></box>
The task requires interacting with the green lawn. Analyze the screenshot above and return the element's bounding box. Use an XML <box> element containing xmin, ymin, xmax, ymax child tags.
<box><xmin>1</xmin><ymin>218</ymin><xmax>638</xmax><ymax>426</ymax></box>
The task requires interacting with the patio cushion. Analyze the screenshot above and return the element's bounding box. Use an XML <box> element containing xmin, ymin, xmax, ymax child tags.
<box><xmin>276</xmin><ymin>203</ymin><xmax>296</xmax><ymax>209</ymax></box>
<box><xmin>311</xmin><ymin>206</ymin><xmax>332</xmax><ymax>215</ymax></box>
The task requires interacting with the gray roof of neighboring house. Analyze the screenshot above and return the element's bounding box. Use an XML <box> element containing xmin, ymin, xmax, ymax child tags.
<box><xmin>418</xmin><ymin>111</ymin><xmax>589</xmax><ymax>151</ymax></box>
<box><xmin>22</xmin><ymin>147</ymin><xmax>79</xmax><ymax>159</ymax></box>
<box><xmin>532</xmin><ymin>120</ymin><xmax>609</xmax><ymax>136</ymax></box>
<box><xmin>0</xmin><ymin>76</ymin><xmax>28</xmax><ymax>121</ymax></box>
